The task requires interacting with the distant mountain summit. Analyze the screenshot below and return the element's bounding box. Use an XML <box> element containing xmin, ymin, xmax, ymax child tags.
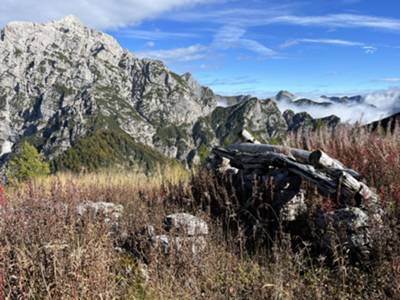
<box><xmin>368</xmin><ymin>112</ymin><xmax>400</xmax><ymax>132</ymax></box>
<box><xmin>275</xmin><ymin>90</ymin><xmax>296</xmax><ymax>102</ymax></box>
<box><xmin>321</xmin><ymin>95</ymin><xmax>364</xmax><ymax>105</ymax></box>
<box><xmin>0</xmin><ymin>16</ymin><xmax>342</xmax><ymax>171</ymax></box>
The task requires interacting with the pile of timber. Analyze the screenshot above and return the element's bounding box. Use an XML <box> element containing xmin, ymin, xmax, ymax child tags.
<box><xmin>208</xmin><ymin>131</ymin><xmax>384</xmax><ymax>259</ymax></box>
<box><xmin>211</xmin><ymin>130</ymin><xmax>381</xmax><ymax>214</ymax></box>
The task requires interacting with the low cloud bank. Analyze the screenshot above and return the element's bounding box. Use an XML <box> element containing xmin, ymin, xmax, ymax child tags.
<box><xmin>275</xmin><ymin>88</ymin><xmax>400</xmax><ymax>124</ymax></box>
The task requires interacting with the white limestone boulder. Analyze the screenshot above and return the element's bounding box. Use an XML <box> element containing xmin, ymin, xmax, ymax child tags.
<box><xmin>164</xmin><ymin>213</ymin><xmax>208</xmax><ymax>236</ymax></box>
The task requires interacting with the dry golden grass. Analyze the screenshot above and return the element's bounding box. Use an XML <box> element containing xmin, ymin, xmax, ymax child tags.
<box><xmin>1</xmin><ymin>127</ymin><xmax>400</xmax><ymax>299</ymax></box>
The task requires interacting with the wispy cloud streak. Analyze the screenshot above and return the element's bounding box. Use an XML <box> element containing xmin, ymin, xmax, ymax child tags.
<box><xmin>213</xmin><ymin>26</ymin><xmax>276</xmax><ymax>57</ymax></box>
<box><xmin>280</xmin><ymin>38</ymin><xmax>377</xmax><ymax>54</ymax></box>
<box><xmin>169</xmin><ymin>10</ymin><xmax>400</xmax><ymax>31</ymax></box>
<box><xmin>280</xmin><ymin>38</ymin><xmax>365</xmax><ymax>48</ymax></box>
<box><xmin>113</xmin><ymin>29</ymin><xmax>198</xmax><ymax>40</ymax></box>
<box><xmin>381</xmin><ymin>77</ymin><xmax>400</xmax><ymax>83</ymax></box>
<box><xmin>136</xmin><ymin>44</ymin><xmax>207</xmax><ymax>61</ymax></box>
<box><xmin>271</xmin><ymin>14</ymin><xmax>400</xmax><ymax>31</ymax></box>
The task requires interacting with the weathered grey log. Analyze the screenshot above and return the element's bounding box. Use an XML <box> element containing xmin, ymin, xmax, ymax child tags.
<box><xmin>227</xmin><ymin>143</ymin><xmax>312</xmax><ymax>164</ymax></box>
<box><xmin>237</xmin><ymin>129</ymin><xmax>361</xmax><ymax>179</ymax></box>
<box><xmin>214</xmin><ymin>147</ymin><xmax>337</xmax><ymax>196</ymax></box>
<box><xmin>228</xmin><ymin>143</ymin><xmax>360</xmax><ymax>179</ymax></box>
<box><xmin>309</xmin><ymin>149</ymin><xmax>345</xmax><ymax>169</ymax></box>
<box><xmin>212</xmin><ymin>147</ymin><xmax>377</xmax><ymax>205</ymax></box>
<box><xmin>358</xmin><ymin>182</ymin><xmax>383</xmax><ymax>220</ymax></box>
<box><xmin>310</xmin><ymin>149</ymin><xmax>361</xmax><ymax>179</ymax></box>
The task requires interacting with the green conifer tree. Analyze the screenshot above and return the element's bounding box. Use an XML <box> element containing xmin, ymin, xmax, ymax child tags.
<box><xmin>5</xmin><ymin>142</ymin><xmax>50</xmax><ymax>184</ymax></box>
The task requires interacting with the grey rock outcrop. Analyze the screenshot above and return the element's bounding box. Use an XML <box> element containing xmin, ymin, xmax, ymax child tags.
<box><xmin>164</xmin><ymin>212</ymin><xmax>209</xmax><ymax>236</ymax></box>
<box><xmin>76</xmin><ymin>201</ymin><xmax>124</xmax><ymax>225</ymax></box>
<box><xmin>150</xmin><ymin>213</ymin><xmax>209</xmax><ymax>257</ymax></box>
<box><xmin>151</xmin><ymin>235</ymin><xmax>207</xmax><ymax>256</ymax></box>
<box><xmin>316</xmin><ymin>207</ymin><xmax>372</xmax><ymax>257</ymax></box>
<box><xmin>280</xmin><ymin>191</ymin><xmax>308</xmax><ymax>222</ymax></box>
<box><xmin>283</xmin><ymin>110</ymin><xmax>340</xmax><ymax>133</ymax></box>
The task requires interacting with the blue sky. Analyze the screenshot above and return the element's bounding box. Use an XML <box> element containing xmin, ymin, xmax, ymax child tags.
<box><xmin>107</xmin><ymin>0</ymin><xmax>400</xmax><ymax>97</ymax></box>
<box><xmin>2</xmin><ymin>0</ymin><xmax>400</xmax><ymax>97</ymax></box>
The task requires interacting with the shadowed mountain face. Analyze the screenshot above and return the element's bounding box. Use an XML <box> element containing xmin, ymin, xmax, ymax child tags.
<box><xmin>0</xmin><ymin>16</ymin><xmax>342</xmax><ymax>171</ymax></box>
<box><xmin>367</xmin><ymin>112</ymin><xmax>400</xmax><ymax>133</ymax></box>
<box><xmin>321</xmin><ymin>95</ymin><xmax>364</xmax><ymax>105</ymax></box>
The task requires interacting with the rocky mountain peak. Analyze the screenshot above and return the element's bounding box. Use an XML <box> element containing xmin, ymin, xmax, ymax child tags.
<box><xmin>275</xmin><ymin>90</ymin><xmax>296</xmax><ymax>102</ymax></box>
<box><xmin>55</xmin><ymin>15</ymin><xmax>84</xmax><ymax>27</ymax></box>
<box><xmin>1</xmin><ymin>14</ymin><xmax>123</xmax><ymax>61</ymax></box>
<box><xmin>0</xmin><ymin>16</ymin><xmax>219</xmax><ymax>167</ymax></box>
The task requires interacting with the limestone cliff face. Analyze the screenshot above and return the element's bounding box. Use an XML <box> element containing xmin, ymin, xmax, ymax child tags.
<box><xmin>0</xmin><ymin>16</ymin><xmax>340</xmax><ymax>170</ymax></box>
<box><xmin>0</xmin><ymin>16</ymin><xmax>216</xmax><ymax>164</ymax></box>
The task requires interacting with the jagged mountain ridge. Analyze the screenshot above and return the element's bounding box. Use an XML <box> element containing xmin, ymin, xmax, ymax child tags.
<box><xmin>367</xmin><ymin>112</ymin><xmax>400</xmax><ymax>132</ymax></box>
<box><xmin>0</xmin><ymin>16</ymin><xmax>217</xmax><ymax>166</ymax></box>
<box><xmin>0</xmin><ymin>16</ymin><xmax>341</xmax><ymax>170</ymax></box>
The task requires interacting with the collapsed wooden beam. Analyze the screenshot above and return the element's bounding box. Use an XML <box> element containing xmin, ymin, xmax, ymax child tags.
<box><xmin>238</xmin><ymin>130</ymin><xmax>360</xmax><ymax>178</ymax></box>
<box><xmin>227</xmin><ymin>143</ymin><xmax>311</xmax><ymax>164</ymax></box>
<box><xmin>309</xmin><ymin>149</ymin><xmax>361</xmax><ymax>179</ymax></box>
<box><xmin>212</xmin><ymin>146</ymin><xmax>377</xmax><ymax>208</ymax></box>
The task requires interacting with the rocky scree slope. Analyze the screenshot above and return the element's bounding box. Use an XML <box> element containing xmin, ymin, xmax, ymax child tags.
<box><xmin>0</xmin><ymin>16</ymin><xmax>339</xmax><ymax>171</ymax></box>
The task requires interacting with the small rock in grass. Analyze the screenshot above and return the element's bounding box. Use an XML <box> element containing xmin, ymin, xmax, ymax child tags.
<box><xmin>164</xmin><ymin>213</ymin><xmax>208</xmax><ymax>236</ymax></box>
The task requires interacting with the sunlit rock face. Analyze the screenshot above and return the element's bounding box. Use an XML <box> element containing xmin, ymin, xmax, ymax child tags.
<box><xmin>0</xmin><ymin>16</ymin><xmax>217</xmax><ymax>164</ymax></box>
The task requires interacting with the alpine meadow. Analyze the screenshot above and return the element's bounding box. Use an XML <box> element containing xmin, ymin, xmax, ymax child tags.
<box><xmin>1</xmin><ymin>1</ymin><xmax>400</xmax><ymax>299</ymax></box>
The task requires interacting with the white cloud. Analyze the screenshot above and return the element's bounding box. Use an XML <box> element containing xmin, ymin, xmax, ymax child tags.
<box><xmin>382</xmin><ymin>78</ymin><xmax>400</xmax><ymax>83</ymax></box>
<box><xmin>213</xmin><ymin>26</ymin><xmax>276</xmax><ymax>57</ymax></box>
<box><xmin>146</xmin><ymin>41</ymin><xmax>156</xmax><ymax>48</ymax></box>
<box><xmin>169</xmin><ymin>10</ymin><xmax>400</xmax><ymax>32</ymax></box>
<box><xmin>364</xmin><ymin>88</ymin><xmax>400</xmax><ymax>115</ymax></box>
<box><xmin>363</xmin><ymin>46</ymin><xmax>377</xmax><ymax>54</ymax></box>
<box><xmin>341</xmin><ymin>0</ymin><xmax>362</xmax><ymax>4</ymax></box>
<box><xmin>205</xmin><ymin>76</ymin><xmax>259</xmax><ymax>86</ymax></box>
<box><xmin>168</xmin><ymin>6</ymin><xmax>296</xmax><ymax>24</ymax></box>
<box><xmin>280</xmin><ymin>38</ymin><xmax>365</xmax><ymax>48</ymax></box>
<box><xmin>280</xmin><ymin>38</ymin><xmax>377</xmax><ymax>54</ymax></box>
<box><xmin>134</xmin><ymin>26</ymin><xmax>276</xmax><ymax>64</ymax></box>
<box><xmin>0</xmin><ymin>0</ymin><xmax>213</xmax><ymax>29</ymax></box>
<box><xmin>115</xmin><ymin>29</ymin><xmax>198</xmax><ymax>40</ymax></box>
<box><xmin>276</xmin><ymin>98</ymin><xmax>386</xmax><ymax>124</ymax></box>
<box><xmin>271</xmin><ymin>14</ymin><xmax>400</xmax><ymax>31</ymax></box>
<box><xmin>136</xmin><ymin>44</ymin><xmax>207</xmax><ymax>61</ymax></box>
